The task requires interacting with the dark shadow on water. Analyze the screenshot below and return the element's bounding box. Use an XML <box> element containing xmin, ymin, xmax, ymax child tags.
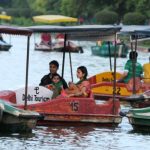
<box><xmin>128</xmin><ymin>129</ymin><xmax>150</xmax><ymax>135</ymax></box>
<box><xmin>0</xmin><ymin>132</ymin><xmax>35</xmax><ymax>139</ymax></box>
<box><xmin>35</xmin><ymin>125</ymin><xmax>121</xmax><ymax>138</ymax></box>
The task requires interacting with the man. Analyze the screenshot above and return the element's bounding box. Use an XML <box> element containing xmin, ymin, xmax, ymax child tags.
<box><xmin>39</xmin><ymin>60</ymin><xmax>68</xmax><ymax>89</ymax></box>
<box><xmin>118</xmin><ymin>51</ymin><xmax>143</xmax><ymax>83</ymax></box>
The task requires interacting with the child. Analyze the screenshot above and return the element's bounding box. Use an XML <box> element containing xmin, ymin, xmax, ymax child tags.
<box><xmin>46</xmin><ymin>73</ymin><xmax>63</xmax><ymax>98</ymax></box>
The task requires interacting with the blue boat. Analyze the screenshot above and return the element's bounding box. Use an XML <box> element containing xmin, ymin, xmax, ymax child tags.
<box><xmin>91</xmin><ymin>41</ymin><xmax>129</xmax><ymax>57</ymax></box>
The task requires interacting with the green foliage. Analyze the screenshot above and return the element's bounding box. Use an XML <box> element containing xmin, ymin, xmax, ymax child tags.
<box><xmin>95</xmin><ymin>10</ymin><xmax>118</xmax><ymax>24</ymax></box>
<box><xmin>11</xmin><ymin>17</ymin><xmax>33</xmax><ymax>26</ymax></box>
<box><xmin>123</xmin><ymin>12</ymin><xmax>146</xmax><ymax>25</ymax></box>
<box><xmin>7</xmin><ymin>8</ymin><xmax>31</xmax><ymax>18</ymax></box>
<box><xmin>0</xmin><ymin>0</ymin><xmax>149</xmax><ymax>25</ymax></box>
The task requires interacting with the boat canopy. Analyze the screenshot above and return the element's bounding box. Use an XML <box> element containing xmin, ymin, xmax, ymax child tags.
<box><xmin>0</xmin><ymin>14</ymin><xmax>12</xmax><ymax>21</ymax></box>
<box><xmin>118</xmin><ymin>25</ymin><xmax>150</xmax><ymax>41</ymax></box>
<box><xmin>0</xmin><ymin>25</ymin><xmax>32</xmax><ymax>36</ymax></box>
<box><xmin>135</xmin><ymin>29</ymin><xmax>150</xmax><ymax>35</ymax></box>
<box><xmin>33</xmin><ymin>15</ymin><xmax>78</xmax><ymax>24</ymax></box>
<box><xmin>27</xmin><ymin>25</ymin><xmax>121</xmax><ymax>41</ymax></box>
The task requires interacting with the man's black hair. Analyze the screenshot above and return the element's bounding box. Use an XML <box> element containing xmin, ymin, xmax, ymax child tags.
<box><xmin>129</xmin><ymin>51</ymin><xmax>138</xmax><ymax>60</ymax></box>
<box><xmin>49</xmin><ymin>60</ymin><xmax>59</xmax><ymax>68</ymax></box>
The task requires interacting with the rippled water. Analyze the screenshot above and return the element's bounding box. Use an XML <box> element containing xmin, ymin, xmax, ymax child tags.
<box><xmin>0</xmin><ymin>35</ymin><xmax>150</xmax><ymax>150</ymax></box>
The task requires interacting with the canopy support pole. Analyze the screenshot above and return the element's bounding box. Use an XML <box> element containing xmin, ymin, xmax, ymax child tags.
<box><xmin>132</xmin><ymin>35</ymin><xmax>138</xmax><ymax>95</ymax></box>
<box><xmin>62</xmin><ymin>34</ymin><xmax>67</xmax><ymax>78</ymax></box>
<box><xmin>108</xmin><ymin>41</ymin><xmax>112</xmax><ymax>71</ymax></box>
<box><xmin>68</xmin><ymin>41</ymin><xmax>73</xmax><ymax>82</ymax></box>
<box><xmin>24</xmin><ymin>36</ymin><xmax>30</xmax><ymax>110</ymax></box>
<box><xmin>112</xmin><ymin>34</ymin><xmax>117</xmax><ymax>116</ymax></box>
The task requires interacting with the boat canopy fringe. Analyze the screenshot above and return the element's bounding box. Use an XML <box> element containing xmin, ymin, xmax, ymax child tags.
<box><xmin>0</xmin><ymin>25</ymin><xmax>32</xmax><ymax>36</ymax></box>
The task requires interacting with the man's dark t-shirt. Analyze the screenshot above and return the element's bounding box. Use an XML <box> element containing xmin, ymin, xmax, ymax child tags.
<box><xmin>39</xmin><ymin>73</ymin><xmax>68</xmax><ymax>89</ymax></box>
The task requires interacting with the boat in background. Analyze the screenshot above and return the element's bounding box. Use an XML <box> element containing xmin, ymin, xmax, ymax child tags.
<box><xmin>127</xmin><ymin>106</ymin><xmax>150</xmax><ymax>132</ymax></box>
<box><xmin>91</xmin><ymin>41</ymin><xmax>128</xmax><ymax>58</ymax></box>
<box><xmin>121</xmin><ymin>90</ymin><xmax>150</xmax><ymax>108</ymax></box>
<box><xmin>35</xmin><ymin>33</ymin><xmax>83</xmax><ymax>53</ymax></box>
<box><xmin>33</xmin><ymin>15</ymin><xmax>83</xmax><ymax>53</ymax></box>
<box><xmin>0</xmin><ymin>14</ymin><xmax>12</xmax><ymax>51</ymax></box>
<box><xmin>0</xmin><ymin>39</ymin><xmax>12</xmax><ymax>51</ymax></box>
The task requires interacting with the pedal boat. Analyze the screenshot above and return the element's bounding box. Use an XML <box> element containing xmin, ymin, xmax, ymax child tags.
<box><xmin>0</xmin><ymin>89</ymin><xmax>122</xmax><ymax>127</ymax></box>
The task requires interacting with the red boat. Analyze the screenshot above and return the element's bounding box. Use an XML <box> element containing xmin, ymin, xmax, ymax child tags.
<box><xmin>0</xmin><ymin>87</ymin><xmax>121</xmax><ymax>127</ymax></box>
<box><xmin>0</xmin><ymin>25</ymin><xmax>123</xmax><ymax>127</ymax></box>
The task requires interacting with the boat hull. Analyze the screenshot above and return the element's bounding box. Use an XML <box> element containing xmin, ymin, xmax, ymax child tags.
<box><xmin>0</xmin><ymin>89</ymin><xmax>122</xmax><ymax>127</ymax></box>
<box><xmin>128</xmin><ymin>116</ymin><xmax>150</xmax><ymax>132</ymax></box>
<box><xmin>127</xmin><ymin>107</ymin><xmax>150</xmax><ymax>132</ymax></box>
<box><xmin>38</xmin><ymin>113</ymin><xmax>122</xmax><ymax>127</ymax></box>
<box><xmin>0</xmin><ymin>44</ymin><xmax>11</xmax><ymax>51</ymax></box>
<box><xmin>91</xmin><ymin>43</ymin><xmax>128</xmax><ymax>58</ymax></box>
<box><xmin>35</xmin><ymin>43</ymin><xmax>83</xmax><ymax>53</ymax></box>
<box><xmin>0</xmin><ymin>112</ymin><xmax>37</xmax><ymax>133</ymax></box>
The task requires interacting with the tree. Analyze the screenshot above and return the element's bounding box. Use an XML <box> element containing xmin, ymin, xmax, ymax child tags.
<box><xmin>123</xmin><ymin>12</ymin><xmax>146</xmax><ymax>25</ymax></box>
<box><xmin>95</xmin><ymin>10</ymin><xmax>118</xmax><ymax>24</ymax></box>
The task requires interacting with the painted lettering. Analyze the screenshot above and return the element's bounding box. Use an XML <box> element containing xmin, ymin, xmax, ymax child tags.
<box><xmin>34</xmin><ymin>87</ymin><xmax>39</xmax><ymax>94</ymax></box>
<box><xmin>102</xmin><ymin>77</ymin><xmax>114</xmax><ymax>82</ymax></box>
<box><xmin>22</xmin><ymin>94</ymin><xmax>49</xmax><ymax>102</ymax></box>
<box><xmin>70</xmin><ymin>102</ymin><xmax>79</xmax><ymax>111</ymax></box>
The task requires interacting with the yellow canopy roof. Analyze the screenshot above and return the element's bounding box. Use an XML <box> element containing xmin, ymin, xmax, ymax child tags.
<box><xmin>0</xmin><ymin>14</ymin><xmax>12</xmax><ymax>20</ymax></box>
<box><xmin>33</xmin><ymin>15</ymin><xmax>78</xmax><ymax>24</ymax></box>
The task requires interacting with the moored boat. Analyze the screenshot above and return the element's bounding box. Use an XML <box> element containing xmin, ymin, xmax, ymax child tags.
<box><xmin>0</xmin><ymin>39</ymin><xmax>12</xmax><ymax>51</ymax></box>
<box><xmin>121</xmin><ymin>90</ymin><xmax>150</xmax><ymax>108</ymax></box>
<box><xmin>33</xmin><ymin>15</ymin><xmax>83</xmax><ymax>53</ymax></box>
<box><xmin>91</xmin><ymin>41</ymin><xmax>128</xmax><ymax>58</ymax></box>
<box><xmin>0</xmin><ymin>99</ymin><xmax>41</xmax><ymax>133</ymax></box>
<box><xmin>0</xmin><ymin>14</ymin><xmax>12</xmax><ymax>51</ymax></box>
<box><xmin>127</xmin><ymin>106</ymin><xmax>150</xmax><ymax>132</ymax></box>
<box><xmin>35</xmin><ymin>39</ymin><xmax>83</xmax><ymax>53</ymax></box>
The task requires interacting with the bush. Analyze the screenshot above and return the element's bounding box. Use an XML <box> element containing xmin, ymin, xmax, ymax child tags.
<box><xmin>11</xmin><ymin>17</ymin><xmax>34</xmax><ymax>26</ymax></box>
<box><xmin>94</xmin><ymin>10</ymin><xmax>118</xmax><ymax>25</ymax></box>
<box><xmin>7</xmin><ymin>8</ymin><xmax>32</xmax><ymax>18</ymax></box>
<box><xmin>123</xmin><ymin>12</ymin><xmax>146</xmax><ymax>25</ymax></box>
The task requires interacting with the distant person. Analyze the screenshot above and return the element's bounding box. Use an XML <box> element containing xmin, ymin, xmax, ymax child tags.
<box><xmin>143</xmin><ymin>57</ymin><xmax>150</xmax><ymax>83</ymax></box>
<box><xmin>39</xmin><ymin>60</ymin><xmax>68</xmax><ymax>89</ymax></box>
<box><xmin>40</xmin><ymin>33</ymin><xmax>52</xmax><ymax>46</ymax></box>
<box><xmin>63</xmin><ymin>66</ymin><xmax>91</xmax><ymax>97</ymax></box>
<box><xmin>117</xmin><ymin>51</ymin><xmax>143</xmax><ymax>83</ymax></box>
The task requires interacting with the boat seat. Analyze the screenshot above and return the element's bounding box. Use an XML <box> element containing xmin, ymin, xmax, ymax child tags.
<box><xmin>0</xmin><ymin>90</ymin><xmax>16</xmax><ymax>104</ymax></box>
<box><xmin>91</xmin><ymin>82</ymin><xmax>126</xmax><ymax>89</ymax></box>
<box><xmin>126</xmin><ymin>77</ymin><xmax>142</xmax><ymax>92</ymax></box>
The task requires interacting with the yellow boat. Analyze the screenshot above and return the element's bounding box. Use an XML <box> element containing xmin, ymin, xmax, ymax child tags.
<box><xmin>89</xmin><ymin>71</ymin><xmax>150</xmax><ymax>99</ymax></box>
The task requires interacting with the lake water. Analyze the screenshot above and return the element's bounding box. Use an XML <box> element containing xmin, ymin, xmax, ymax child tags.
<box><xmin>0</xmin><ymin>35</ymin><xmax>150</xmax><ymax>150</ymax></box>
